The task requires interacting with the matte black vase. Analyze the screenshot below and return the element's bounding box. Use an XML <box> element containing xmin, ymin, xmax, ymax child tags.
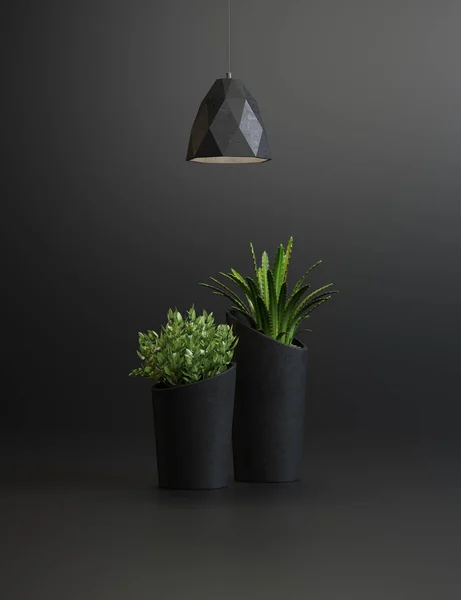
<box><xmin>226</xmin><ymin>310</ymin><xmax>308</xmax><ymax>483</ymax></box>
<box><xmin>152</xmin><ymin>363</ymin><xmax>236</xmax><ymax>490</ymax></box>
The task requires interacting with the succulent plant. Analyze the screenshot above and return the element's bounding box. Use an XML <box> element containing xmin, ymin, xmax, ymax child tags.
<box><xmin>201</xmin><ymin>237</ymin><xmax>338</xmax><ymax>345</ymax></box>
<box><xmin>129</xmin><ymin>306</ymin><xmax>237</xmax><ymax>386</ymax></box>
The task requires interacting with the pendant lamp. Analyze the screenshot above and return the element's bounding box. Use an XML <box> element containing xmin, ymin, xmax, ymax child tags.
<box><xmin>186</xmin><ymin>0</ymin><xmax>271</xmax><ymax>164</ymax></box>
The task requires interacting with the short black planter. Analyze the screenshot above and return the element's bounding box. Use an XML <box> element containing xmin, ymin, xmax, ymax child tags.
<box><xmin>152</xmin><ymin>363</ymin><xmax>236</xmax><ymax>490</ymax></box>
<box><xmin>226</xmin><ymin>310</ymin><xmax>308</xmax><ymax>483</ymax></box>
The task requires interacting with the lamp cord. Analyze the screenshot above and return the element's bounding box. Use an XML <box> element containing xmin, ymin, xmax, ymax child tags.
<box><xmin>227</xmin><ymin>0</ymin><xmax>232</xmax><ymax>77</ymax></box>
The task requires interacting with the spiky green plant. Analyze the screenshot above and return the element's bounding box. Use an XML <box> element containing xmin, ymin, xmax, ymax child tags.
<box><xmin>129</xmin><ymin>306</ymin><xmax>238</xmax><ymax>386</ymax></box>
<box><xmin>200</xmin><ymin>237</ymin><xmax>338</xmax><ymax>346</ymax></box>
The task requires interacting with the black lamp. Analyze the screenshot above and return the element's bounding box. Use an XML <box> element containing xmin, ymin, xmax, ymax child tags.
<box><xmin>186</xmin><ymin>1</ymin><xmax>271</xmax><ymax>164</ymax></box>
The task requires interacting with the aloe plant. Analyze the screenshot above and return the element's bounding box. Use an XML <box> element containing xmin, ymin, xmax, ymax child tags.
<box><xmin>200</xmin><ymin>237</ymin><xmax>338</xmax><ymax>345</ymax></box>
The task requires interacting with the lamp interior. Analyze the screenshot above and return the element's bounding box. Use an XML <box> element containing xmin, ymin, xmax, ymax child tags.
<box><xmin>189</xmin><ymin>157</ymin><xmax>269</xmax><ymax>164</ymax></box>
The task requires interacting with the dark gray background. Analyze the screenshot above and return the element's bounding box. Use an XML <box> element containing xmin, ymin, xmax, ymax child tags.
<box><xmin>2</xmin><ymin>2</ymin><xmax>461</xmax><ymax>599</ymax></box>
<box><xmin>3</xmin><ymin>0</ymin><xmax>461</xmax><ymax>438</ymax></box>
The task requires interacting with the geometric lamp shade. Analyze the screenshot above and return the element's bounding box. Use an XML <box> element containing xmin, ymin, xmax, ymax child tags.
<box><xmin>186</xmin><ymin>78</ymin><xmax>271</xmax><ymax>163</ymax></box>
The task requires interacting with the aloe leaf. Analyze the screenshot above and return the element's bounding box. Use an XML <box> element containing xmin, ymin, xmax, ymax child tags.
<box><xmin>245</xmin><ymin>276</ymin><xmax>262</xmax><ymax>305</ymax></box>
<box><xmin>281</xmin><ymin>236</ymin><xmax>293</xmax><ymax>284</ymax></box>
<box><xmin>267</xmin><ymin>269</ymin><xmax>278</xmax><ymax>337</ymax></box>
<box><xmin>230</xmin><ymin>268</ymin><xmax>249</xmax><ymax>287</ymax></box>
<box><xmin>273</xmin><ymin>244</ymin><xmax>285</xmax><ymax>296</ymax></box>
<box><xmin>287</xmin><ymin>316</ymin><xmax>315</xmax><ymax>343</ymax></box>
<box><xmin>245</xmin><ymin>276</ymin><xmax>264</xmax><ymax>329</ymax></box>
<box><xmin>229</xmin><ymin>306</ymin><xmax>256</xmax><ymax>326</ymax></box>
<box><xmin>287</xmin><ymin>280</ymin><xmax>310</xmax><ymax>305</ymax></box>
<box><xmin>208</xmin><ymin>277</ymin><xmax>250</xmax><ymax>313</ymax></box>
<box><xmin>219</xmin><ymin>271</ymin><xmax>251</xmax><ymax>297</ymax></box>
<box><xmin>251</xmin><ymin>242</ymin><xmax>264</xmax><ymax>296</ymax></box>
<box><xmin>304</xmin><ymin>259</ymin><xmax>323</xmax><ymax>278</ymax></box>
<box><xmin>256</xmin><ymin>296</ymin><xmax>271</xmax><ymax>335</ymax></box>
<box><xmin>277</xmin><ymin>281</ymin><xmax>287</xmax><ymax>318</ymax></box>
<box><xmin>261</xmin><ymin>251</ymin><xmax>270</xmax><ymax>306</ymax></box>
<box><xmin>304</xmin><ymin>283</ymin><xmax>335</xmax><ymax>300</ymax></box>
<box><xmin>292</xmin><ymin>289</ymin><xmax>338</xmax><ymax>322</ymax></box>
<box><xmin>291</xmin><ymin>260</ymin><xmax>323</xmax><ymax>297</ymax></box>
<box><xmin>280</xmin><ymin>284</ymin><xmax>311</xmax><ymax>332</ymax></box>
<box><xmin>286</xmin><ymin>321</ymin><xmax>300</xmax><ymax>344</ymax></box>
<box><xmin>305</xmin><ymin>296</ymin><xmax>332</xmax><ymax>314</ymax></box>
<box><xmin>250</xmin><ymin>242</ymin><xmax>259</xmax><ymax>280</ymax></box>
<box><xmin>291</xmin><ymin>284</ymin><xmax>336</xmax><ymax>319</ymax></box>
<box><xmin>199</xmin><ymin>282</ymin><xmax>230</xmax><ymax>298</ymax></box>
<box><xmin>291</xmin><ymin>297</ymin><xmax>332</xmax><ymax>328</ymax></box>
<box><xmin>257</xmin><ymin>267</ymin><xmax>264</xmax><ymax>296</ymax></box>
<box><xmin>216</xmin><ymin>272</ymin><xmax>256</xmax><ymax>318</ymax></box>
<box><xmin>284</xmin><ymin>313</ymin><xmax>309</xmax><ymax>343</ymax></box>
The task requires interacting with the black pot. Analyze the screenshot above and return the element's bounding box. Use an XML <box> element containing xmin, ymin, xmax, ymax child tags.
<box><xmin>152</xmin><ymin>363</ymin><xmax>236</xmax><ymax>490</ymax></box>
<box><xmin>226</xmin><ymin>310</ymin><xmax>308</xmax><ymax>483</ymax></box>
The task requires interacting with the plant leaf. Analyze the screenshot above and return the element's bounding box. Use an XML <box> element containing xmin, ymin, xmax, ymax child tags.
<box><xmin>277</xmin><ymin>281</ymin><xmax>287</xmax><ymax>318</ymax></box>
<box><xmin>292</xmin><ymin>284</ymin><xmax>336</xmax><ymax>320</ymax></box>
<box><xmin>218</xmin><ymin>271</ymin><xmax>252</xmax><ymax>299</ymax></box>
<box><xmin>294</xmin><ymin>296</ymin><xmax>332</xmax><ymax>325</ymax></box>
<box><xmin>281</xmin><ymin>236</ymin><xmax>293</xmax><ymax>284</ymax></box>
<box><xmin>291</xmin><ymin>260</ymin><xmax>323</xmax><ymax>297</ymax></box>
<box><xmin>280</xmin><ymin>284</ymin><xmax>311</xmax><ymax>332</ymax></box>
<box><xmin>229</xmin><ymin>306</ymin><xmax>256</xmax><ymax>327</ymax></box>
<box><xmin>261</xmin><ymin>251</ymin><xmax>269</xmax><ymax>307</ymax></box>
<box><xmin>256</xmin><ymin>296</ymin><xmax>271</xmax><ymax>334</ymax></box>
<box><xmin>245</xmin><ymin>276</ymin><xmax>264</xmax><ymax>329</ymax></box>
<box><xmin>230</xmin><ymin>268</ymin><xmax>249</xmax><ymax>287</ymax></box>
<box><xmin>250</xmin><ymin>242</ymin><xmax>263</xmax><ymax>296</ymax></box>
<box><xmin>273</xmin><ymin>244</ymin><xmax>285</xmax><ymax>296</ymax></box>
<box><xmin>208</xmin><ymin>277</ymin><xmax>250</xmax><ymax>314</ymax></box>
<box><xmin>267</xmin><ymin>269</ymin><xmax>279</xmax><ymax>337</ymax></box>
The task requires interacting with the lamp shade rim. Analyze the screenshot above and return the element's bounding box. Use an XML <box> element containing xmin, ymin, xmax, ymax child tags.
<box><xmin>187</xmin><ymin>156</ymin><xmax>271</xmax><ymax>164</ymax></box>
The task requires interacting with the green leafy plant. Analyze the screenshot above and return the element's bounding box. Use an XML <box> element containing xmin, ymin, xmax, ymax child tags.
<box><xmin>129</xmin><ymin>306</ymin><xmax>237</xmax><ymax>386</ymax></box>
<box><xmin>200</xmin><ymin>237</ymin><xmax>338</xmax><ymax>346</ymax></box>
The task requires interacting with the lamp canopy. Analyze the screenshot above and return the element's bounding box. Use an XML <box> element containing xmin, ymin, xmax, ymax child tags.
<box><xmin>186</xmin><ymin>77</ymin><xmax>271</xmax><ymax>164</ymax></box>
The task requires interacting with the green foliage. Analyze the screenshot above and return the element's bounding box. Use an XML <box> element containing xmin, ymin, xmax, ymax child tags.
<box><xmin>201</xmin><ymin>237</ymin><xmax>338</xmax><ymax>345</ymax></box>
<box><xmin>129</xmin><ymin>307</ymin><xmax>238</xmax><ymax>386</ymax></box>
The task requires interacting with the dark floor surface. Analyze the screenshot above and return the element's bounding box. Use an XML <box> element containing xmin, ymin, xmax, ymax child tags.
<box><xmin>1</xmin><ymin>430</ymin><xmax>460</xmax><ymax>599</ymax></box>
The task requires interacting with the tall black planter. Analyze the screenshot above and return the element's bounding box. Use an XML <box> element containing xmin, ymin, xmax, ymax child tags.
<box><xmin>152</xmin><ymin>364</ymin><xmax>236</xmax><ymax>490</ymax></box>
<box><xmin>226</xmin><ymin>310</ymin><xmax>308</xmax><ymax>483</ymax></box>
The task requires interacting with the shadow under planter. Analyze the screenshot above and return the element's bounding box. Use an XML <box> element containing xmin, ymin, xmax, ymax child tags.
<box><xmin>226</xmin><ymin>310</ymin><xmax>308</xmax><ymax>483</ymax></box>
<box><xmin>152</xmin><ymin>363</ymin><xmax>236</xmax><ymax>490</ymax></box>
